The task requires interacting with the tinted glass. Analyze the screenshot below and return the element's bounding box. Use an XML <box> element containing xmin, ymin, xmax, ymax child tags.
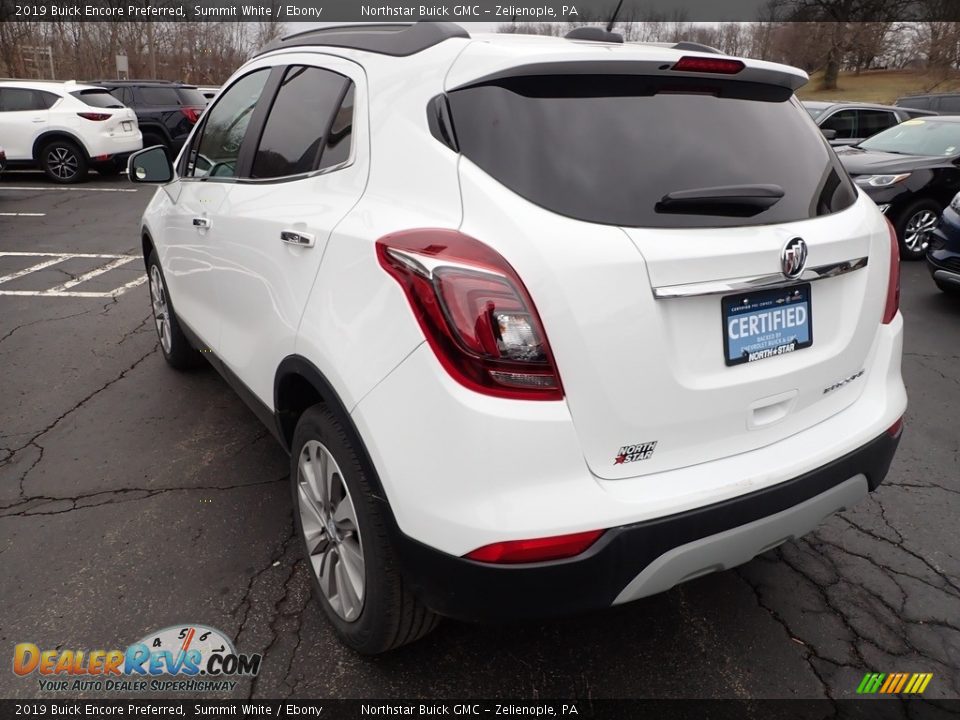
<box><xmin>176</xmin><ymin>87</ymin><xmax>207</xmax><ymax>107</ymax></box>
<box><xmin>320</xmin><ymin>85</ymin><xmax>354</xmax><ymax>170</ymax></box>
<box><xmin>448</xmin><ymin>75</ymin><xmax>856</xmax><ymax>228</ymax></box>
<box><xmin>859</xmin><ymin>119</ymin><xmax>960</xmax><ymax>156</ymax></box>
<box><xmin>138</xmin><ymin>86</ymin><xmax>203</xmax><ymax>106</ymax></box>
<box><xmin>899</xmin><ymin>96</ymin><xmax>931</xmax><ymax>109</ymax></box>
<box><xmin>820</xmin><ymin>109</ymin><xmax>858</xmax><ymax>138</ymax></box>
<box><xmin>0</xmin><ymin>87</ymin><xmax>53</xmax><ymax>112</ymax></box>
<box><xmin>71</xmin><ymin>89</ymin><xmax>124</xmax><ymax>108</ymax></box>
<box><xmin>938</xmin><ymin>96</ymin><xmax>960</xmax><ymax>113</ymax></box>
<box><xmin>857</xmin><ymin>110</ymin><xmax>897</xmax><ymax>137</ymax></box>
<box><xmin>251</xmin><ymin>66</ymin><xmax>351</xmax><ymax>179</ymax></box>
<box><xmin>188</xmin><ymin>70</ymin><xmax>269</xmax><ymax>179</ymax></box>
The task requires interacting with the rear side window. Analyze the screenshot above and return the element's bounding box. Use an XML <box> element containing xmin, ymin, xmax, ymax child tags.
<box><xmin>0</xmin><ymin>87</ymin><xmax>57</xmax><ymax>111</ymax></box>
<box><xmin>71</xmin><ymin>89</ymin><xmax>124</xmax><ymax>108</ymax></box>
<box><xmin>251</xmin><ymin>65</ymin><xmax>354</xmax><ymax>179</ymax></box>
<box><xmin>176</xmin><ymin>87</ymin><xmax>207</xmax><ymax>107</ymax></box>
<box><xmin>900</xmin><ymin>96</ymin><xmax>931</xmax><ymax>110</ymax></box>
<box><xmin>447</xmin><ymin>75</ymin><xmax>857</xmax><ymax>228</ymax></box>
<box><xmin>139</xmin><ymin>86</ymin><xmax>203</xmax><ymax>106</ymax></box>
<box><xmin>857</xmin><ymin>109</ymin><xmax>898</xmax><ymax>137</ymax></box>
<box><xmin>938</xmin><ymin>95</ymin><xmax>960</xmax><ymax>113</ymax></box>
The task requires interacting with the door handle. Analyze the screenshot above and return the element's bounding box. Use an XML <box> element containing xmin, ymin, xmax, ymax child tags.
<box><xmin>31</xmin><ymin>118</ymin><xmax>45</xmax><ymax>123</ymax></box>
<box><xmin>192</xmin><ymin>217</ymin><xmax>211</xmax><ymax>229</ymax></box>
<box><xmin>280</xmin><ymin>230</ymin><xmax>315</xmax><ymax>248</ymax></box>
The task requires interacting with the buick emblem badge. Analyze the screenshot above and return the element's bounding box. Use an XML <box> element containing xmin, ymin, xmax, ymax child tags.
<box><xmin>781</xmin><ymin>237</ymin><xmax>808</xmax><ymax>279</ymax></box>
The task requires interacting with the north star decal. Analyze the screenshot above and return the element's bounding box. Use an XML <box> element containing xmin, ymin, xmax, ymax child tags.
<box><xmin>614</xmin><ymin>441</ymin><xmax>657</xmax><ymax>465</ymax></box>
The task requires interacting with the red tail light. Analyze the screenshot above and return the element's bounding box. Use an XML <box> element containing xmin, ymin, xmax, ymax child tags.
<box><xmin>886</xmin><ymin>417</ymin><xmax>904</xmax><ymax>437</ymax></box>
<box><xmin>77</xmin><ymin>112</ymin><xmax>110</xmax><ymax>121</ymax></box>
<box><xmin>882</xmin><ymin>218</ymin><xmax>901</xmax><ymax>324</ymax></box>
<box><xmin>672</xmin><ymin>56</ymin><xmax>745</xmax><ymax>74</ymax></box>
<box><xmin>180</xmin><ymin>107</ymin><xmax>201</xmax><ymax>124</ymax></box>
<box><xmin>377</xmin><ymin>229</ymin><xmax>563</xmax><ymax>400</ymax></box>
<box><xmin>465</xmin><ymin>530</ymin><xmax>605</xmax><ymax>564</ymax></box>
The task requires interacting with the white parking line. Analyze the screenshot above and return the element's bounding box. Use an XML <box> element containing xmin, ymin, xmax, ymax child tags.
<box><xmin>0</xmin><ymin>212</ymin><xmax>46</xmax><ymax>217</ymax></box>
<box><xmin>0</xmin><ymin>256</ymin><xmax>68</xmax><ymax>285</ymax></box>
<box><xmin>0</xmin><ymin>186</ymin><xmax>138</xmax><ymax>192</ymax></box>
<box><xmin>0</xmin><ymin>251</ymin><xmax>145</xmax><ymax>298</ymax></box>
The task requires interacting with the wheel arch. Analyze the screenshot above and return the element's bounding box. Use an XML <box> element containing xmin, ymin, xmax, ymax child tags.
<box><xmin>275</xmin><ymin>354</ymin><xmax>394</xmax><ymax>507</ymax></box>
<box><xmin>32</xmin><ymin>131</ymin><xmax>91</xmax><ymax>162</ymax></box>
<box><xmin>141</xmin><ymin>229</ymin><xmax>155</xmax><ymax>272</ymax></box>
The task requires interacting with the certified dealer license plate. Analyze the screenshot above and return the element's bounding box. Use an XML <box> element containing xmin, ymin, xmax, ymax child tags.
<box><xmin>722</xmin><ymin>284</ymin><xmax>813</xmax><ymax>366</ymax></box>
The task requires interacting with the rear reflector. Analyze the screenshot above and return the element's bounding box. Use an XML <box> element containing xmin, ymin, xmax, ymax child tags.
<box><xmin>77</xmin><ymin>112</ymin><xmax>111</xmax><ymax>121</ymax></box>
<box><xmin>887</xmin><ymin>417</ymin><xmax>904</xmax><ymax>437</ymax></box>
<box><xmin>672</xmin><ymin>56</ymin><xmax>745</xmax><ymax>74</ymax></box>
<box><xmin>882</xmin><ymin>218</ymin><xmax>901</xmax><ymax>324</ymax></box>
<box><xmin>465</xmin><ymin>530</ymin><xmax>604</xmax><ymax>564</ymax></box>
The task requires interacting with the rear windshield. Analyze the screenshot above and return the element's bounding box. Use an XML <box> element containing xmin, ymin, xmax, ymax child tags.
<box><xmin>446</xmin><ymin>75</ymin><xmax>857</xmax><ymax>228</ymax></box>
<box><xmin>139</xmin><ymin>86</ymin><xmax>205</xmax><ymax>107</ymax></box>
<box><xmin>71</xmin><ymin>89</ymin><xmax>124</xmax><ymax>108</ymax></box>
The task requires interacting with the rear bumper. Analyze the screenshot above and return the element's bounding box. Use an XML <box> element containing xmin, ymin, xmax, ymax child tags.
<box><xmin>393</xmin><ymin>427</ymin><xmax>901</xmax><ymax>623</ymax></box>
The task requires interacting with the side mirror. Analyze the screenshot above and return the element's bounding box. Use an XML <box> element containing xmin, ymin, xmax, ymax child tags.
<box><xmin>821</xmin><ymin>128</ymin><xmax>838</xmax><ymax>140</ymax></box>
<box><xmin>128</xmin><ymin>145</ymin><xmax>173</xmax><ymax>184</ymax></box>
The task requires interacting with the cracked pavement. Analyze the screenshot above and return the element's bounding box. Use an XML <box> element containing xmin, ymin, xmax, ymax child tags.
<box><xmin>1</xmin><ymin>171</ymin><xmax>958</xmax><ymax>701</ymax></box>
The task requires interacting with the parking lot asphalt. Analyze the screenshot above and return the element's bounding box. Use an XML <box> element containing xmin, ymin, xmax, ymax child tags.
<box><xmin>1</xmin><ymin>170</ymin><xmax>958</xmax><ymax>702</ymax></box>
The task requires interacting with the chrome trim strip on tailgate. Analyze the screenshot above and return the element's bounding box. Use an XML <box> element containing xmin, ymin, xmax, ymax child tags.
<box><xmin>652</xmin><ymin>257</ymin><xmax>869</xmax><ymax>299</ymax></box>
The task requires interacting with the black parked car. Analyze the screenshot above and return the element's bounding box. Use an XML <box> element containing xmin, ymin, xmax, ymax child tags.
<box><xmin>836</xmin><ymin>116</ymin><xmax>960</xmax><ymax>260</ymax></box>
<box><xmin>925</xmin><ymin>193</ymin><xmax>960</xmax><ymax>294</ymax></box>
<box><xmin>896</xmin><ymin>92</ymin><xmax>960</xmax><ymax>114</ymax></box>
<box><xmin>803</xmin><ymin>101</ymin><xmax>934</xmax><ymax>146</ymax></box>
<box><xmin>88</xmin><ymin>80</ymin><xmax>206</xmax><ymax>158</ymax></box>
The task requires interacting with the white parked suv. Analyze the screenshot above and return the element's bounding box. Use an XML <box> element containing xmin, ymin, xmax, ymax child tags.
<box><xmin>0</xmin><ymin>80</ymin><xmax>141</xmax><ymax>183</ymax></box>
<box><xmin>128</xmin><ymin>23</ymin><xmax>907</xmax><ymax>654</ymax></box>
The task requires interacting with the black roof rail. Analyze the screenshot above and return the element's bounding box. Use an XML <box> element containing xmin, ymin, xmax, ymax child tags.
<box><xmin>565</xmin><ymin>26</ymin><xmax>624</xmax><ymax>43</ymax></box>
<box><xmin>672</xmin><ymin>41</ymin><xmax>722</xmax><ymax>54</ymax></box>
<box><xmin>258</xmin><ymin>22</ymin><xmax>469</xmax><ymax>58</ymax></box>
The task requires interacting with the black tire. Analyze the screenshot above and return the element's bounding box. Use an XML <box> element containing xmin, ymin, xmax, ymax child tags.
<box><xmin>40</xmin><ymin>139</ymin><xmax>88</xmax><ymax>184</ymax></box>
<box><xmin>94</xmin><ymin>161</ymin><xmax>122</xmax><ymax>177</ymax></box>
<box><xmin>893</xmin><ymin>199</ymin><xmax>942</xmax><ymax>261</ymax></box>
<box><xmin>291</xmin><ymin>405</ymin><xmax>439</xmax><ymax>654</ymax></box>
<box><xmin>146</xmin><ymin>250</ymin><xmax>204</xmax><ymax>370</ymax></box>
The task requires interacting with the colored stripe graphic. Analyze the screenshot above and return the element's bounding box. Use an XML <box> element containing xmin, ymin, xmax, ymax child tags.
<box><xmin>858</xmin><ymin>672</ymin><xmax>932</xmax><ymax>694</ymax></box>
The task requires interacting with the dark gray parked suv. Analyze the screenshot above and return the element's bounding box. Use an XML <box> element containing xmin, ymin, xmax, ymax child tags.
<box><xmin>896</xmin><ymin>92</ymin><xmax>960</xmax><ymax>114</ymax></box>
<box><xmin>803</xmin><ymin>101</ymin><xmax>935</xmax><ymax>146</ymax></box>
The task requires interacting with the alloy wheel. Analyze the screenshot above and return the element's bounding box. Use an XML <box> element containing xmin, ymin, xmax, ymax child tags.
<box><xmin>297</xmin><ymin>440</ymin><xmax>365</xmax><ymax>622</ymax></box>
<box><xmin>47</xmin><ymin>146</ymin><xmax>79</xmax><ymax>181</ymax></box>
<box><xmin>904</xmin><ymin>209</ymin><xmax>938</xmax><ymax>252</ymax></box>
<box><xmin>149</xmin><ymin>266</ymin><xmax>172</xmax><ymax>355</ymax></box>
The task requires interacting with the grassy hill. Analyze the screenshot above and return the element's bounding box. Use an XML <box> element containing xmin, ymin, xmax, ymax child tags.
<box><xmin>797</xmin><ymin>69</ymin><xmax>960</xmax><ymax>104</ymax></box>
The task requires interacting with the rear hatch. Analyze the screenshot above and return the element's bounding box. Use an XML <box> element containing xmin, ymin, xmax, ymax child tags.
<box><xmin>445</xmin><ymin>45</ymin><xmax>891</xmax><ymax>480</ymax></box>
<box><xmin>70</xmin><ymin>88</ymin><xmax>139</xmax><ymax>136</ymax></box>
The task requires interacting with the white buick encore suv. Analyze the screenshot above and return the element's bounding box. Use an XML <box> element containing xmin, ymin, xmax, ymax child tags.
<box><xmin>128</xmin><ymin>23</ymin><xmax>907</xmax><ymax>654</ymax></box>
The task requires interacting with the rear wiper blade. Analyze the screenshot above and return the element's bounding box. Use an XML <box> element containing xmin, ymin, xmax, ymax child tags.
<box><xmin>656</xmin><ymin>184</ymin><xmax>785</xmax><ymax>217</ymax></box>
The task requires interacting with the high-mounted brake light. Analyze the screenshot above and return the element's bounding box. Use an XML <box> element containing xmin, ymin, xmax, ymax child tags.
<box><xmin>882</xmin><ymin>218</ymin><xmax>901</xmax><ymax>324</ymax></box>
<box><xmin>180</xmin><ymin>107</ymin><xmax>201</xmax><ymax>124</ymax></box>
<box><xmin>672</xmin><ymin>56</ymin><xmax>745</xmax><ymax>74</ymax></box>
<box><xmin>465</xmin><ymin>530</ymin><xmax>605</xmax><ymax>564</ymax></box>
<box><xmin>77</xmin><ymin>112</ymin><xmax>111</xmax><ymax>121</ymax></box>
<box><xmin>377</xmin><ymin>229</ymin><xmax>563</xmax><ymax>400</ymax></box>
